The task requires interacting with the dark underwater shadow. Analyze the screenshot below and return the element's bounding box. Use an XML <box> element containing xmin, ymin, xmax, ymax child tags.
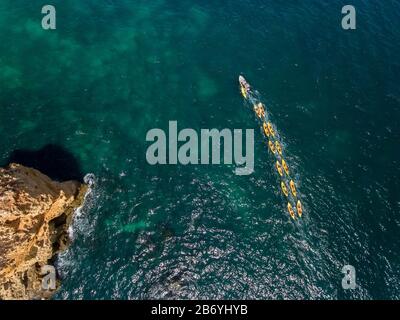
<box><xmin>4</xmin><ymin>144</ymin><xmax>83</xmax><ymax>182</ymax></box>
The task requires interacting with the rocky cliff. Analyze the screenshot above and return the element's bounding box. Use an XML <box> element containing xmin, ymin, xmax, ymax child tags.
<box><xmin>0</xmin><ymin>163</ymin><xmax>87</xmax><ymax>300</ymax></box>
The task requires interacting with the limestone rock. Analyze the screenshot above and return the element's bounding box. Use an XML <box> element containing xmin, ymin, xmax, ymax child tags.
<box><xmin>0</xmin><ymin>163</ymin><xmax>87</xmax><ymax>300</ymax></box>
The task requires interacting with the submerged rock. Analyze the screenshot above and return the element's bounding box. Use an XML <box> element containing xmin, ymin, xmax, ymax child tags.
<box><xmin>0</xmin><ymin>163</ymin><xmax>87</xmax><ymax>300</ymax></box>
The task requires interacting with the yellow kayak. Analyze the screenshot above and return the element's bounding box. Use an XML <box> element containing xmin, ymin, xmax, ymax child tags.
<box><xmin>287</xmin><ymin>202</ymin><xmax>296</xmax><ymax>220</ymax></box>
<box><xmin>241</xmin><ymin>87</ymin><xmax>247</xmax><ymax>99</ymax></box>
<box><xmin>281</xmin><ymin>181</ymin><xmax>289</xmax><ymax>197</ymax></box>
<box><xmin>289</xmin><ymin>180</ymin><xmax>297</xmax><ymax>197</ymax></box>
<box><xmin>256</xmin><ymin>107</ymin><xmax>262</xmax><ymax>118</ymax></box>
<box><xmin>253</xmin><ymin>103</ymin><xmax>265</xmax><ymax>119</ymax></box>
<box><xmin>275</xmin><ymin>141</ymin><xmax>282</xmax><ymax>155</ymax></box>
<box><xmin>268</xmin><ymin>140</ymin><xmax>276</xmax><ymax>154</ymax></box>
<box><xmin>276</xmin><ymin>161</ymin><xmax>283</xmax><ymax>177</ymax></box>
<box><xmin>282</xmin><ymin>159</ymin><xmax>289</xmax><ymax>175</ymax></box>
<box><xmin>258</xmin><ymin>103</ymin><xmax>266</xmax><ymax>118</ymax></box>
<box><xmin>267</xmin><ymin>122</ymin><xmax>275</xmax><ymax>137</ymax></box>
<box><xmin>297</xmin><ymin>200</ymin><xmax>303</xmax><ymax>218</ymax></box>
<box><xmin>263</xmin><ymin>122</ymin><xmax>270</xmax><ymax>137</ymax></box>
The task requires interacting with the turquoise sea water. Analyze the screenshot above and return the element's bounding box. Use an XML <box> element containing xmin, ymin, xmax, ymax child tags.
<box><xmin>1</xmin><ymin>0</ymin><xmax>399</xmax><ymax>299</ymax></box>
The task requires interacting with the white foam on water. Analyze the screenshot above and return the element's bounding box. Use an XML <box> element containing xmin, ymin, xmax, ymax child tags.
<box><xmin>57</xmin><ymin>174</ymin><xmax>100</xmax><ymax>280</ymax></box>
<box><xmin>68</xmin><ymin>173</ymin><xmax>97</xmax><ymax>239</ymax></box>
